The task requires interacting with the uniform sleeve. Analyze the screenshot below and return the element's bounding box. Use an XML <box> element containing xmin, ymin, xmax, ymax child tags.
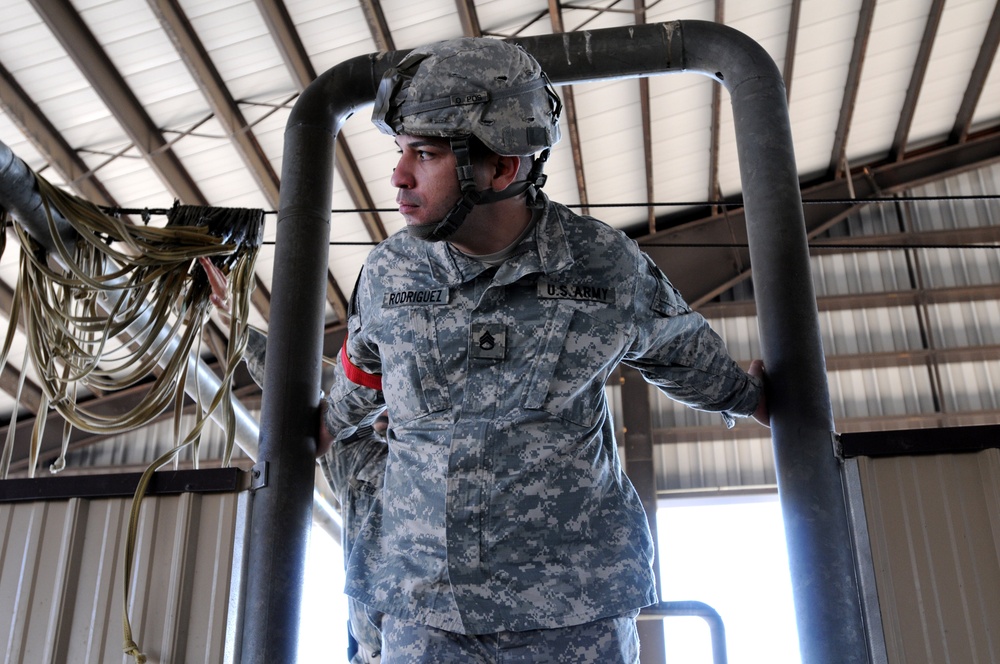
<box><xmin>323</xmin><ymin>266</ymin><xmax>386</xmax><ymax>444</ymax></box>
<box><xmin>623</xmin><ymin>253</ymin><xmax>762</xmax><ymax>427</ymax></box>
<box><xmin>241</xmin><ymin>327</ymin><xmax>268</xmax><ymax>388</ymax></box>
<box><xmin>318</xmin><ymin>407</ymin><xmax>388</xmax><ymax>499</ymax></box>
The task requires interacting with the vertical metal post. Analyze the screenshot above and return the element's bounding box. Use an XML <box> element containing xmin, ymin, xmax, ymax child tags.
<box><xmin>675</xmin><ymin>22</ymin><xmax>870</xmax><ymax>664</ymax></box>
<box><xmin>238</xmin><ymin>55</ymin><xmax>395</xmax><ymax>662</ymax></box>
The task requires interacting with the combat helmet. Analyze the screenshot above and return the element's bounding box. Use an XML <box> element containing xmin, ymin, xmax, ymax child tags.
<box><xmin>372</xmin><ymin>37</ymin><xmax>562</xmax><ymax>241</ymax></box>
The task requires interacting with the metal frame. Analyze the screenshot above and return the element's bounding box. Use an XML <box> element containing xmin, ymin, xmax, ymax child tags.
<box><xmin>255</xmin><ymin>20</ymin><xmax>868</xmax><ymax>664</ymax></box>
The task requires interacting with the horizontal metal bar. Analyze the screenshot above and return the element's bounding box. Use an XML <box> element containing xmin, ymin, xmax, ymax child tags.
<box><xmin>0</xmin><ymin>467</ymin><xmax>247</xmax><ymax>502</ymax></box>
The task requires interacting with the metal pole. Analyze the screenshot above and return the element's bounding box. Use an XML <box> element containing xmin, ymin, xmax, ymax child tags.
<box><xmin>238</xmin><ymin>52</ymin><xmax>399</xmax><ymax>662</ymax></box>
<box><xmin>238</xmin><ymin>20</ymin><xmax>865</xmax><ymax>663</ymax></box>
<box><xmin>675</xmin><ymin>22</ymin><xmax>868</xmax><ymax>664</ymax></box>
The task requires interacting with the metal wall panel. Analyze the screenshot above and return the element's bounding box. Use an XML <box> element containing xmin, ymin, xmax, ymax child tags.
<box><xmin>857</xmin><ymin>450</ymin><xmax>1000</xmax><ymax>664</ymax></box>
<box><xmin>0</xmin><ymin>488</ymin><xmax>245</xmax><ymax>664</ymax></box>
<box><xmin>654</xmin><ymin>436</ymin><xmax>776</xmax><ymax>494</ymax></box>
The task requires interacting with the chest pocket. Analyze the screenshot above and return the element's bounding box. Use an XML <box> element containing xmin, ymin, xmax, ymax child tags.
<box><xmin>522</xmin><ymin>302</ymin><xmax>626</xmax><ymax>428</ymax></box>
<box><xmin>380</xmin><ymin>306</ymin><xmax>451</xmax><ymax>424</ymax></box>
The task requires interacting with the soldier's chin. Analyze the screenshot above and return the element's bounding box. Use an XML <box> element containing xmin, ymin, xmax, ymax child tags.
<box><xmin>405</xmin><ymin>220</ymin><xmax>445</xmax><ymax>242</ymax></box>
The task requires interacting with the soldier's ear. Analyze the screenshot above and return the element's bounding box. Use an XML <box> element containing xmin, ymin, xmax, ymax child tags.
<box><xmin>491</xmin><ymin>155</ymin><xmax>520</xmax><ymax>191</ymax></box>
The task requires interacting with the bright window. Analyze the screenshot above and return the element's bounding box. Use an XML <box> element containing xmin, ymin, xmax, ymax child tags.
<box><xmin>657</xmin><ymin>494</ymin><xmax>801</xmax><ymax>664</ymax></box>
<box><xmin>299</xmin><ymin>520</ymin><xmax>350</xmax><ymax>661</ymax></box>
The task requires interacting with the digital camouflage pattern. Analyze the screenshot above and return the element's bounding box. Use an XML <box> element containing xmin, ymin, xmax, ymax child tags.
<box><xmin>372</xmin><ymin>37</ymin><xmax>561</xmax><ymax>156</ymax></box>
<box><xmin>324</xmin><ymin>193</ymin><xmax>762</xmax><ymax>635</ymax></box>
<box><xmin>379</xmin><ymin>610</ymin><xmax>640</xmax><ymax>664</ymax></box>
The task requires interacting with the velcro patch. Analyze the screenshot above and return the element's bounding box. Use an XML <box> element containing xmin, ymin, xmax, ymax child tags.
<box><xmin>471</xmin><ymin>325</ymin><xmax>506</xmax><ymax>360</ymax></box>
<box><xmin>382</xmin><ymin>288</ymin><xmax>449</xmax><ymax>307</ymax></box>
<box><xmin>537</xmin><ymin>280</ymin><xmax>615</xmax><ymax>304</ymax></box>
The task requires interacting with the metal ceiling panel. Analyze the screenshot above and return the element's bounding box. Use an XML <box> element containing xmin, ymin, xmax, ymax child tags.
<box><xmin>939</xmin><ymin>360</ymin><xmax>1000</xmax><ymax>412</ymax></box>
<box><xmin>782</xmin><ymin>0</ymin><xmax>862</xmax><ymax>177</ymax></box>
<box><xmin>178</xmin><ymin>1</ymin><xmax>289</xmax><ymax>100</ymax></box>
<box><xmin>930</xmin><ymin>299</ymin><xmax>1000</xmax><ymax>347</ymax></box>
<box><xmin>654</xmin><ymin>436</ymin><xmax>777</xmax><ymax>493</ymax></box>
<box><xmin>704</xmin><ymin>315</ymin><xmax>762</xmax><ymax>362</ymax></box>
<box><xmin>649</xmin><ymin>74</ymin><xmax>713</xmax><ymax>218</ymax></box>
<box><xmin>166</xmin><ymin>117</ymin><xmax>270</xmax><ymax>207</ymax></box>
<box><xmin>379</xmin><ymin>0</ymin><xmax>463</xmax><ymax>49</ymax></box>
<box><xmin>574</xmin><ymin>78</ymin><xmax>646</xmax><ymax>228</ymax></box>
<box><xmin>475</xmin><ymin>0</ymin><xmax>548</xmax><ymax>35</ymax></box>
<box><xmin>829</xmin><ymin>366</ymin><xmax>936</xmax><ymax>420</ymax></box>
<box><xmin>3</xmin><ymin>0</ymin><xmax>1000</xmax><ymax>468</ymax></box>
<box><xmin>820</xmin><ymin>307</ymin><xmax>925</xmax><ymax>355</ymax></box>
<box><xmin>810</xmin><ymin>250</ymin><xmax>914</xmax><ymax>296</ymax></box>
<box><xmin>284</xmin><ymin>0</ymin><xmax>377</xmax><ymax>73</ymax></box>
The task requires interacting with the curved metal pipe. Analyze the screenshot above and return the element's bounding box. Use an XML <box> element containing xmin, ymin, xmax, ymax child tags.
<box><xmin>249</xmin><ymin>20</ymin><xmax>864</xmax><ymax>663</ymax></box>
<box><xmin>641</xmin><ymin>601</ymin><xmax>729</xmax><ymax>664</ymax></box>
<box><xmin>0</xmin><ymin>140</ymin><xmax>260</xmax><ymax>460</ymax></box>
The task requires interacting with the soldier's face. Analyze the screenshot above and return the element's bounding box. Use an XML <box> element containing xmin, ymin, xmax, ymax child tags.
<box><xmin>391</xmin><ymin>135</ymin><xmax>462</xmax><ymax>228</ymax></box>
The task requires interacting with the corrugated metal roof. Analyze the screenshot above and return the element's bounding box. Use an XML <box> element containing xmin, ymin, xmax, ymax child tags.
<box><xmin>1</xmin><ymin>0</ymin><xmax>999</xmax><ymax>492</ymax></box>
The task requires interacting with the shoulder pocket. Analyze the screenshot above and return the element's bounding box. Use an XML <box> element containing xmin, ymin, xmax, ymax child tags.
<box><xmin>522</xmin><ymin>303</ymin><xmax>625</xmax><ymax>428</ymax></box>
<box><xmin>645</xmin><ymin>255</ymin><xmax>692</xmax><ymax>317</ymax></box>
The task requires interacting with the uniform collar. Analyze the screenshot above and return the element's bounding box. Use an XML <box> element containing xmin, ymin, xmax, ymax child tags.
<box><xmin>424</xmin><ymin>193</ymin><xmax>575</xmax><ymax>286</ymax></box>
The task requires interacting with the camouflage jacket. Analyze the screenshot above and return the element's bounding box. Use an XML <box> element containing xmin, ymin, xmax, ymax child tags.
<box><xmin>324</xmin><ymin>195</ymin><xmax>762</xmax><ymax>635</ymax></box>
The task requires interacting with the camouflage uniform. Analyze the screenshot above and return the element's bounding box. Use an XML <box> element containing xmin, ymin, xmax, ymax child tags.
<box><xmin>324</xmin><ymin>193</ymin><xmax>762</xmax><ymax>636</ymax></box>
<box><xmin>242</xmin><ymin>329</ymin><xmax>386</xmax><ymax>663</ymax></box>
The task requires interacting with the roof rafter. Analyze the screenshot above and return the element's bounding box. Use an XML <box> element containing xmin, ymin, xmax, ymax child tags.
<box><xmin>708</xmin><ymin>0</ymin><xmax>724</xmax><ymax>213</ymax></box>
<box><xmin>455</xmin><ymin>0</ymin><xmax>482</xmax><ymax>37</ymax></box>
<box><xmin>889</xmin><ymin>0</ymin><xmax>946</xmax><ymax>162</ymax></box>
<box><xmin>782</xmin><ymin>0</ymin><xmax>801</xmax><ymax>100</ymax></box>
<box><xmin>829</xmin><ymin>0</ymin><xmax>876</xmax><ymax>179</ymax></box>
<box><xmin>148</xmin><ymin>0</ymin><xmax>281</xmax><ymax>206</ymax></box>
<box><xmin>548</xmin><ymin>1</ymin><xmax>589</xmax><ymax>214</ymax></box>
<box><xmin>949</xmin><ymin>0</ymin><xmax>1000</xmax><ymax>144</ymax></box>
<box><xmin>360</xmin><ymin>0</ymin><xmax>395</xmax><ymax>52</ymax></box>
<box><xmin>635</xmin><ymin>0</ymin><xmax>655</xmax><ymax>234</ymax></box>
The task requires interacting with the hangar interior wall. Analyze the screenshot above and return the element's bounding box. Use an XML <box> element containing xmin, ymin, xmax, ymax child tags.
<box><xmin>855</xmin><ymin>449</ymin><xmax>1000</xmax><ymax>664</ymax></box>
<box><xmin>0</xmin><ymin>473</ymin><xmax>248</xmax><ymax>664</ymax></box>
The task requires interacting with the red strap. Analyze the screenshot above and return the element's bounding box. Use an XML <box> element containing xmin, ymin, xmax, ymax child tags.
<box><xmin>340</xmin><ymin>337</ymin><xmax>383</xmax><ymax>390</ymax></box>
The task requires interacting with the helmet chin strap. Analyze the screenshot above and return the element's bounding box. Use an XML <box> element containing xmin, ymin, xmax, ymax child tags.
<box><xmin>406</xmin><ymin>137</ymin><xmax>548</xmax><ymax>243</ymax></box>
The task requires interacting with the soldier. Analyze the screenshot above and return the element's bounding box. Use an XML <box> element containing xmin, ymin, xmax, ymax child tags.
<box><xmin>322</xmin><ymin>37</ymin><xmax>768</xmax><ymax>663</ymax></box>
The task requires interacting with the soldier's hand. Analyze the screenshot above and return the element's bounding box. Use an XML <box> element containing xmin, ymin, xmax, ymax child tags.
<box><xmin>748</xmin><ymin>359</ymin><xmax>770</xmax><ymax>427</ymax></box>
